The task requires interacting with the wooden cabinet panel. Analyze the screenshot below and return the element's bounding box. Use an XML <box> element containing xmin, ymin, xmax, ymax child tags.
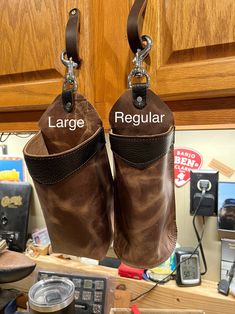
<box><xmin>156</xmin><ymin>0</ymin><xmax>235</xmax><ymax>100</ymax></box>
<box><xmin>165</xmin><ymin>0</ymin><xmax>235</xmax><ymax>51</ymax></box>
<box><xmin>93</xmin><ymin>0</ymin><xmax>235</xmax><ymax>128</ymax></box>
<box><xmin>0</xmin><ymin>0</ymin><xmax>93</xmax><ymax>112</ymax></box>
<box><xmin>1</xmin><ymin>0</ymin><xmax>235</xmax><ymax>131</ymax></box>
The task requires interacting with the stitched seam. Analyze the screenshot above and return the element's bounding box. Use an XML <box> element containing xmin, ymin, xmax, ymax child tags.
<box><xmin>110</xmin><ymin>130</ymin><xmax>173</xmax><ymax>143</ymax></box>
<box><xmin>33</xmin><ymin>146</ymin><xmax>104</xmax><ymax>185</ymax></box>
<box><xmin>25</xmin><ymin>129</ymin><xmax>104</xmax><ymax>161</ymax></box>
<box><xmin>113</xmin><ymin>144</ymin><xmax>174</xmax><ymax>167</ymax></box>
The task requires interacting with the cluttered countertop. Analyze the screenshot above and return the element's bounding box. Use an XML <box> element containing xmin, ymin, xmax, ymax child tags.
<box><xmin>1</xmin><ymin>255</ymin><xmax>235</xmax><ymax>314</ymax></box>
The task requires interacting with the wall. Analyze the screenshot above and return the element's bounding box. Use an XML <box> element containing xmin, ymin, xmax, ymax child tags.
<box><xmin>174</xmin><ymin>130</ymin><xmax>235</xmax><ymax>282</ymax></box>
<box><xmin>0</xmin><ymin>133</ymin><xmax>45</xmax><ymax>231</ymax></box>
<box><xmin>1</xmin><ymin>129</ymin><xmax>235</xmax><ymax>282</ymax></box>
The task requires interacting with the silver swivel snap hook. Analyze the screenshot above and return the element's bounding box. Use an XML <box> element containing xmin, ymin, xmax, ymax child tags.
<box><xmin>128</xmin><ymin>35</ymin><xmax>153</xmax><ymax>89</ymax></box>
<box><xmin>60</xmin><ymin>50</ymin><xmax>78</xmax><ymax>91</ymax></box>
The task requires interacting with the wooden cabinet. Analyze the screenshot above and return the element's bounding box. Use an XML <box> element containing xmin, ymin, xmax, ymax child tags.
<box><xmin>94</xmin><ymin>0</ymin><xmax>235</xmax><ymax>128</ymax></box>
<box><xmin>1</xmin><ymin>0</ymin><xmax>235</xmax><ymax>131</ymax></box>
<box><xmin>155</xmin><ymin>0</ymin><xmax>235</xmax><ymax>100</ymax></box>
<box><xmin>0</xmin><ymin>0</ymin><xmax>93</xmax><ymax>131</ymax></box>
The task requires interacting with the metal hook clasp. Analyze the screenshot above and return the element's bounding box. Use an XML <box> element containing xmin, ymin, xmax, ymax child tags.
<box><xmin>60</xmin><ymin>50</ymin><xmax>78</xmax><ymax>91</ymax></box>
<box><xmin>133</xmin><ymin>35</ymin><xmax>153</xmax><ymax>68</ymax></box>
<box><xmin>128</xmin><ymin>35</ymin><xmax>153</xmax><ymax>89</ymax></box>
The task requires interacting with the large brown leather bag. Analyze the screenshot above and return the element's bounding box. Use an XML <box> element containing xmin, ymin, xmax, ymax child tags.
<box><xmin>24</xmin><ymin>93</ymin><xmax>113</xmax><ymax>260</ymax></box>
<box><xmin>109</xmin><ymin>88</ymin><xmax>177</xmax><ymax>268</ymax></box>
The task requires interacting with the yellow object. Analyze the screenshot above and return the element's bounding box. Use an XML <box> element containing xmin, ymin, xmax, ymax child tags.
<box><xmin>0</xmin><ymin>169</ymin><xmax>20</xmax><ymax>181</ymax></box>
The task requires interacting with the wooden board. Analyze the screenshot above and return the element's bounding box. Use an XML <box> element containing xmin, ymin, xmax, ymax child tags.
<box><xmin>1</xmin><ymin>256</ymin><xmax>234</xmax><ymax>314</ymax></box>
<box><xmin>110</xmin><ymin>310</ymin><xmax>205</xmax><ymax>314</ymax></box>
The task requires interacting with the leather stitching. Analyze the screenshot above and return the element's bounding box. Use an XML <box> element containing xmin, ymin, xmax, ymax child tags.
<box><xmin>24</xmin><ymin>129</ymin><xmax>105</xmax><ymax>185</ymax></box>
<box><xmin>110</xmin><ymin>131</ymin><xmax>174</xmax><ymax>143</ymax></box>
<box><xmin>113</xmin><ymin>144</ymin><xmax>174</xmax><ymax>169</ymax></box>
<box><xmin>25</xmin><ymin>129</ymin><xmax>105</xmax><ymax>161</ymax></box>
<box><xmin>35</xmin><ymin>148</ymin><xmax>103</xmax><ymax>185</ymax></box>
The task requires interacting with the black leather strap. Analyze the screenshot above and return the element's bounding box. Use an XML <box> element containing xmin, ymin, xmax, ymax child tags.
<box><xmin>132</xmin><ymin>83</ymin><xmax>147</xmax><ymax>109</ymax></box>
<box><xmin>127</xmin><ymin>0</ymin><xmax>147</xmax><ymax>53</ymax></box>
<box><xmin>110</xmin><ymin>127</ymin><xmax>174</xmax><ymax>169</ymax></box>
<box><xmin>66</xmin><ymin>8</ymin><xmax>81</xmax><ymax>66</ymax></box>
<box><xmin>25</xmin><ymin>128</ymin><xmax>105</xmax><ymax>185</ymax></box>
<box><xmin>62</xmin><ymin>89</ymin><xmax>74</xmax><ymax>112</ymax></box>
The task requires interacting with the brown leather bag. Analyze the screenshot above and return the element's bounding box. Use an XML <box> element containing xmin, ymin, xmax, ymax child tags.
<box><xmin>24</xmin><ymin>94</ymin><xmax>113</xmax><ymax>260</ymax></box>
<box><xmin>109</xmin><ymin>89</ymin><xmax>177</xmax><ymax>269</ymax></box>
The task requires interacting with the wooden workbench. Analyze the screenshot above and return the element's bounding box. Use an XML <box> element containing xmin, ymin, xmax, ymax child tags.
<box><xmin>1</xmin><ymin>255</ymin><xmax>234</xmax><ymax>314</ymax></box>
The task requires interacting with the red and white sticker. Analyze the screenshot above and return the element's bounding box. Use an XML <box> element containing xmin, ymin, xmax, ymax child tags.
<box><xmin>174</xmin><ymin>148</ymin><xmax>203</xmax><ymax>187</ymax></box>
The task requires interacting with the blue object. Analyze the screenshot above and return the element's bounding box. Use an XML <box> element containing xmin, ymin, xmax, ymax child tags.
<box><xmin>4</xmin><ymin>300</ymin><xmax>17</xmax><ymax>314</ymax></box>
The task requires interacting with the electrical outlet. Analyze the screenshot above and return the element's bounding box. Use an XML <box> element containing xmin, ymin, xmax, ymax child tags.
<box><xmin>190</xmin><ymin>170</ymin><xmax>219</xmax><ymax>216</ymax></box>
<box><xmin>0</xmin><ymin>145</ymin><xmax>7</xmax><ymax>155</ymax></box>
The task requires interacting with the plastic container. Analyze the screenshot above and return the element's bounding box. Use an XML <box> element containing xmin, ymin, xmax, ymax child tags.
<box><xmin>28</xmin><ymin>278</ymin><xmax>75</xmax><ymax>314</ymax></box>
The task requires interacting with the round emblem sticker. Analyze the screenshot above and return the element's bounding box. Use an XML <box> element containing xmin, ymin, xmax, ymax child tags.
<box><xmin>174</xmin><ymin>148</ymin><xmax>203</xmax><ymax>187</ymax></box>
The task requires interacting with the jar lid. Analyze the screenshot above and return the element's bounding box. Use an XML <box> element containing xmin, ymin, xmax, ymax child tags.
<box><xmin>28</xmin><ymin>278</ymin><xmax>75</xmax><ymax>312</ymax></box>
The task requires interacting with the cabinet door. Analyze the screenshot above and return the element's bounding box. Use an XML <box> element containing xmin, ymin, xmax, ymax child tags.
<box><xmin>155</xmin><ymin>0</ymin><xmax>235</xmax><ymax>101</ymax></box>
<box><xmin>0</xmin><ymin>0</ymin><xmax>93</xmax><ymax>131</ymax></box>
<box><xmin>94</xmin><ymin>0</ymin><xmax>235</xmax><ymax>128</ymax></box>
<box><xmin>1</xmin><ymin>0</ymin><xmax>235</xmax><ymax>130</ymax></box>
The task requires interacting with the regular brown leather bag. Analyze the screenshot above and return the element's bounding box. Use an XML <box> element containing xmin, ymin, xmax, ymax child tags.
<box><xmin>109</xmin><ymin>90</ymin><xmax>177</xmax><ymax>269</ymax></box>
<box><xmin>109</xmin><ymin>0</ymin><xmax>177</xmax><ymax>269</ymax></box>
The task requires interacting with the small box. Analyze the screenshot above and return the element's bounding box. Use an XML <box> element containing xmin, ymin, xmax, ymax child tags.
<box><xmin>221</xmin><ymin>238</ymin><xmax>235</xmax><ymax>285</ymax></box>
<box><xmin>118</xmin><ymin>263</ymin><xmax>144</xmax><ymax>280</ymax></box>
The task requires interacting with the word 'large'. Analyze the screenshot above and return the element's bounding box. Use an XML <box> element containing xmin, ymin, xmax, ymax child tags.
<box><xmin>48</xmin><ymin>117</ymin><xmax>85</xmax><ymax>131</ymax></box>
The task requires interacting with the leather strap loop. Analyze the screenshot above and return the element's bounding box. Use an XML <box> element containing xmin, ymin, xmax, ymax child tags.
<box><xmin>110</xmin><ymin>127</ymin><xmax>174</xmax><ymax>169</ymax></box>
<box><xmin>132</xmin><ymin>83</ymin><xmax>147</xmax><ymax>109</ymax></box>
<box><xmin>62</xmin><ymin>89</ymin><xmax>74</xmax><ymax>112</ymax></box>
<box><xmin>25</xmin><ymin>128</ymin><xmax>105</xmax><ymax>185</ymax></box>
<box><xmin>66</xmin><ymin>8</ymin><xmax>81</xmax><ymax>66</ymax></box>
<box><xmin>127</xmin><ymin>0</ymin><xmax>147</xmax><ymax>53</ymax></box>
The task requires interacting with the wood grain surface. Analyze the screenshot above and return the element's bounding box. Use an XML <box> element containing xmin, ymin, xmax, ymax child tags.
<box><xmin>165</xmin><ymin>0</ymin><xmax>235</xmax><ymax>51</ymax></box>
<box><xmin>0</xmin><ymin>0</ymin><xmax>94</xmax><ymax>109</ymax></box>
<box><xmin>111</xmin><ymin>310</ymin><xmax>205</xmax><ymax>314</ymax></box>
<box><xmin>92</xmin><ymin>0</ymin><xmax>235</xmax><ymax>127</ymax></box>
<box><xmin>1</xmin><ymin>256</ymin><xmax>235</xmax><ymax>314</ymax></box>
<box><xmin>1</xmin><ymin>0</ymin><xmax>235</xmax><ymax>130</ymax></box>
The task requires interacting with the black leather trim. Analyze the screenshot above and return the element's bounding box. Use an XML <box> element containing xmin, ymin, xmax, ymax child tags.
<box><xmin>110</xmin><ymin>127</ymin><xmax>174</xmax><ymax>169</ymax></box>
<box><xmin>24</xmin><ymin>128</ymin><xmax>105</xmax><ymax>185</ymax></box>
<box><xmin>132</xmin><ymin>83</ymin><xmax>147</xmax><ymax>109</ymax></box>
<box><xmin>62</xmin><ymin>89</ymin><xmax>74</xmax><ymax>112</ymax></box>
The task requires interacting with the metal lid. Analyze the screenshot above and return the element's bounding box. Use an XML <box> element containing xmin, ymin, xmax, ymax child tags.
<box><xmin>28</xmin><ymin>278</ymin><xmax>75</xmax><ymax>312</ymax></box>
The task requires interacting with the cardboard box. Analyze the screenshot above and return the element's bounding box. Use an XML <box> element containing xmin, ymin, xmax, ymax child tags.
<box><xmin>110</xmin><ymin>309</ymin><xmax>205</xmax><ymax>314</ymax></box>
